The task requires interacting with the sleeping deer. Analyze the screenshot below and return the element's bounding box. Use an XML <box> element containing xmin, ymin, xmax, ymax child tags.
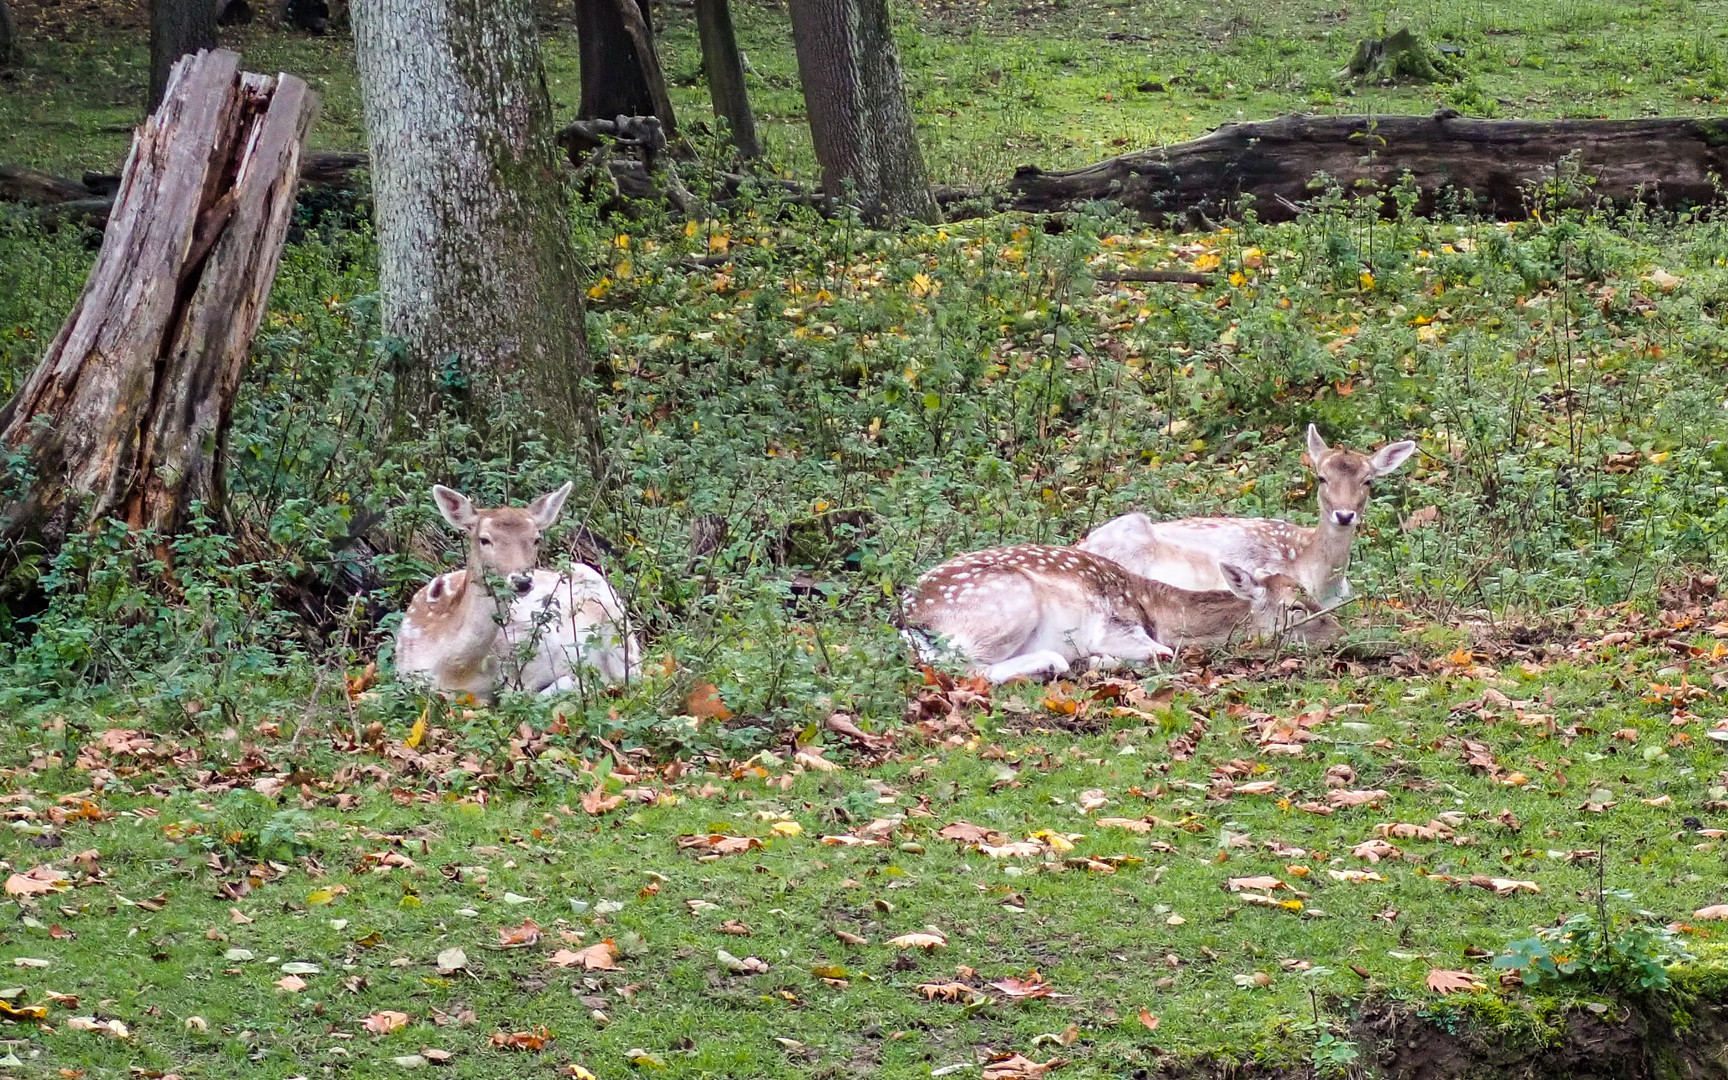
<box><xmin>901</xmin><ymin>544</ymin><xmax>1337</xmax><ymax>684</ymax></box>
<box><xmin>1078</xmin><ymin>425</ymin><xmax>1416</xmax><ymax>605</ymax></box>
<box><xmin>395</xmin><ymin>483</ymin><xmax>640</xmax><ymax>702</ymax></box>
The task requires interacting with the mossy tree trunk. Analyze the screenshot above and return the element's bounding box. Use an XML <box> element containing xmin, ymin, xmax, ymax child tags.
<box><xmin>351</xmin><ymin>0</ymin><xmax>599</xmax><ymax>461</ymax></box>
<box><xmin>574</xmin><ymin>0</ymin><xmax>676</xmax><ymax>134</ymax></box>
<box><xmin>787</xmin><ymin>0</ymin><xmax>935</xmax><ymax>223</ymax></box>
<box><xmin>149</xmin><ymin>0</ymin><xmax>218</xmax><ymax>110</ymax></box>
<box><xmin>0</xmin><ymin>0</ymin><xmax>19</xmax><ymax>68</ymax></box>
<box><xmin>695</xmin><ymin>0</ymin><xmax>758</xmax><ymax>159</ymax></box>
<box><xmin>0</xmin><ymin>50</ymin><xmax>316</xmax><ymax>565</ymax></box>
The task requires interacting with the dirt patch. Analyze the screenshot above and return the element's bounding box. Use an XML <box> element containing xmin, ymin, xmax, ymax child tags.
<box><xmin>1148</xmin><ymin>996</ymin><xmax>1728</xmax><ymax>1080</ymax></box>
<box><xmin>11</xmin><ymin>0</ymin><xmax>147</xmax><ymax>38</ymax></box>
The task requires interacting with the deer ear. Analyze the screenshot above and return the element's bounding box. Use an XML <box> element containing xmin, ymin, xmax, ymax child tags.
<box><xmin>432</xmin><ymin>485</ymin><xmax>477</xmax><ymax>530</ymax></box>
<box><xmin>1371</xmin><ymin>440</ymin><xmax>1417</xmax><ymax>477</ymax></box>
<box><xmin>1218</xmin><ymin>562</ymin><xmax>1259</xmax><ymax>600</ymax></box>
<box><xmin>1305</xmin><ymin>423</ymin><xmax>1329</xmax><ymax>465</ymax></box>
<box><xmin>527</xmin><ymin>481</ymin><xmax>574</xmax><ymax>530</ymax></box>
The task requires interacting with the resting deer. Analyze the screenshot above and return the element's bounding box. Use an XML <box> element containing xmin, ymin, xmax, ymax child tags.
<box><xmin>1078</xmin><ymin>425</ymin><xmax>1416</xmax><ymax>605</ymax></box>
<box><xmin>395</xmin><ymin>483</ymin><xmax>640</xmax><ymax>702</ymax></box>
<box><xmin>901</xmin><ymin>544</ymin><xmax>1337</xmax><ymax>684</ymax></box>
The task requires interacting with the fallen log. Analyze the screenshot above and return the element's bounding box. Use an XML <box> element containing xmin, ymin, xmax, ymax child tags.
<box><xmin>1006</xmin><ymin>112</ymin><xmax>1728</xmax><ymax>223</ymax></box>
<box><xmin>0</xmin><ymin>49</ymin><xmax>317</xmax><ymax>566</ymax></box>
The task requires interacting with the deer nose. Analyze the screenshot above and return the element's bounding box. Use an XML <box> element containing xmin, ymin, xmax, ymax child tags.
<box><xmin>509</xmin><ymin>573</ymin><xmax>535</xmax><ymax>595</ymax></box>
<box><xmin>1331</xmin><ymin>510</ymin><xmax>1357</xmax><ymax>527</ymax></box>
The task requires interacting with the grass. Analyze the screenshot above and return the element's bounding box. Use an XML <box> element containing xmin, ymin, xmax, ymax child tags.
<box><xmin>7</xmin><ymin>0</ymin><xmax>1728</xmax><ymax>179</ymax></box>
<box><xmin>7</xmin><ymin>0</ymin><xmax>1728</xmax><ymax>1076</ymax></box>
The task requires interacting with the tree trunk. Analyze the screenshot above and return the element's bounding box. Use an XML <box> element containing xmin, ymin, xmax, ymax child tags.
<box><xmin>695</xmin><ymin>0</ymin><xmax>758</xmax><ymax>159</ymax></box>
<box><xmin>574</xmin><ymin>0</ymin><xmax>675</xmax><ymax>135</ymax></box>
<box><xmin>0</xmin><ymin>0</ymin><xmax>19</xmax><ymax>68</ymax></box>
<box><xmin>788</xmin><ymin>0</ymin><xmax>935</xmax><ymax>223</ymax></box>
<box><xmin>149</xmin><ymin>0</ymin><xmax>218</xmax><ymax>111</ymax></box>
<box><xmin>0</xmin><ymin>50</ymin><xmax>317</xmax><ymax>559</ymax></box>
<box><xmin>352</xmin><ymin>0</ymin><xmax>599</xmax><ymax>460</ymax></box>
<box><xmin>1005</xmin><ymin>112</ymin><xmax>1728</xmax><ymax>223</ymax></box>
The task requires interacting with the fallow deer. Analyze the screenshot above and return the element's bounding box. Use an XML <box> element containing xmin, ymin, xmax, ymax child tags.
<box><xmin>901</xmin><ymin>544</ymin><xmax>1336</xmax><ymax>684</ymax></box>
<box><xmin>395</xmin><ymin>483</ymin><xmax>640</xmax><ymax>702</ymax></box>
<box><xmin>1078</xmin><ymin>425</ymin><xmax>1416</xmax><ymax>605</ymax></box>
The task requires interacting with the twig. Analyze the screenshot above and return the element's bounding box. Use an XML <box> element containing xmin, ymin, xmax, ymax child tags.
<box><xmin>1093</xmin><ymin>269</ymin><xmax>1217</xmax><ymax>286</ymax></box>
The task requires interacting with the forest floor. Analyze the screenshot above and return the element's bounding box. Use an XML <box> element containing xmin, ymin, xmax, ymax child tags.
<box><xmin>7</xmin><ymin>1</ymin><xmax>1728</xmax><ymax>1079</ymax></box>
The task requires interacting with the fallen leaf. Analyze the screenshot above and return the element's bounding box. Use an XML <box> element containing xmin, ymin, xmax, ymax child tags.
<box><xmin>982</xmin><ymin>1053</ymin><xmax>1062</xmax><ymax>1079</ymax></box>
<box><xmin>936</xmin><ymin>822</ymin><xmax>994</xmax><ymax>844</ymax></box>
<box><xmin>5</xmin><ymin>867</ymin><xmax>68</xmax><ymax>897</ymax></box>
<box><xmin>549</xmin><ymin>941</ymin><xmax>618</xmax><ymax>970</ymax></box>
<box><xmin>1137</xmin><ymin>1009</ymin><xmax>1159</xmax><ymax>1031</ymax></box>
<box><xmin>675</xmin><ymin>834</ymin><xmax>765</xmax><ymax>856</ymax></box>
<box><xmin>65</xmin><ymin>1016</ymin><xmax>128</xmax><ymax>1038</ymax></box>
<box><xmin>435</xmin><ymin>948</ymin><xmax>467</xmax><ymax>974</ymax></box>
<box><xmin>988</xmin><ymin>973</ymin><xmax>1054</xmax><ymax>998</ymax></box>
<box><xmin>889</xmin><ymin>931</ymin><xmax>948</xmax><ymax>950</ymax></box>
<box><xmin>490</xmin><ymin>1026</ymin><xmax>552</xmax><ymax>1051</ymax></box>
<box><xmin>1426</xmin><ymin>968</ymin><xmax>1486</xmax><ymax>994</ymax></box>
<box><xmin>364</xmin><ymin>1010</ymin><xmax>410</xmax><ymax>1035</ymax></box>
<box><xmin>496</xmin><ymin>919</ymin><xmax>542</xmax><ymax>947</ymax></box>
<box><xmin>1225</xmin><ymin>876</ymin><xmax>1287</xmax><ymax>892</ymax></box>
<box><xmin>1470</xmin><ymin>875</ymin><xmax>1540</xmax><ymax>896</ymax></box>
<box><xmin>275</xmin><ymin>975</ymin><xmax>308</xmax><ymax>992</ymax></box>
<box><xmin>581</xmin><ymin>786</ymin><xmax>625</xmax><ymax>815</ymax></box>
<box><xmin>918</xmin><ymin>982</ymin><xmax>977</xmax><ymax>1001</ymax></box>
<box><xmin>1695</xmin><ymin>905</ymin><xmax>1728</xmax><ymax>920</ymax></box>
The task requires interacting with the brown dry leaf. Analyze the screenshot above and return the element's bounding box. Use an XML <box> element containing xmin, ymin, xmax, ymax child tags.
<box><xmin>1225</xmin><ymin>876</ymin><xmax>1288</xmax><ymax>893</ymax></box>
<box><xmin>793</xmin><ymin>748</ymin><xmax>841</xmax><ymax>773</ymax></box>
<box><xmin>228</xmin><ymin>908</ymin><xmax>254</xmax><ymax>925</ymax></box>
<box><xmin>1077</xmin><ymin>789</ymin><xmax>1108</xmax><ymax>813</ymax></box>
<box><xmin>1426</xmin><ymin>968</ymin><xmax>1486</xmax><ymax>994</ymax></box>
<box><xmin>936</xmin><ymin>822</ymin><xmax>994</xmax><ymax>844</ymax></box>
<box><xmin>1328</xmin><ymin>789</ymin><xmax>1391</xmax><ymax>808</ymax></box>
<box><xmin>676</xmin><ymin>834</ymin><xmax>765</xmax><ymax>856</ymax></box>
<box><xmin>549</xmin><ymin>942</ymin><xmax>619</xmax><ymax>970</ymax></box>
<box><xmin>1351</xmin><ymin>839</ymin><xmax>1402</xmax><ymax>863</ymax></box>
<box><xmin>1401</xmin><ymin>505</ymin><xmax>1440</xmax><ymax>531</ymax></box>
<box><xmin>65</xmin><ymin>1016</ymin><xmax>129</xmax><ymax>1038</ymax></box>
<box><xmin>918</xmin><ymin>982</ymin><xmax>977</xmax><ymax>1001</ymax></box>
<box><xmin>1375</xmin><ymin>821</ymin><xmax>1453</xmax><ymax>841</ymax></box>
<box><xmin>1233</xmin><ymin>780</ymin><xmax>1279</xmax><ymax>795</ymax></box>
<box><xmin>1094</xmin><ymin>817</ymin><xmax>1153</xmax><ymax>834</ymax></box>
<box><xmin>363</xmin><ymin>1010</ymin><xmax>410</xmax><ymax>1035</ymax></box>
<box><xmin>819</xmin><ymin>834</ymin><xmax>885</xmax><ymax>847</ymax></box>
<box><xmin>1471</xmin><ymin>876</ymin><xmax>1540</xmax><ymax>896</ymax></box>
<box><xmin>1327</xmin><ymin>869</ymin><xmax>1387</xmax><ymax>884</ymax></box>
<box><xmin>1137</xmin><ymin>1009</ymin><xmax>1159</xmax><ymax>1031</ymax></box>
<box><xmin>889</xmin><ymin>931</ymin><xmax>948</xmax><ymax>950</ymax></box>
<box><xmin>978</xmin><ymin>841</ymin><xmax>1046</xmax><ymax>859</ymax></box>
<box><xmin>1694</xmin><ymin>905</ymin><xmax>1728</xmax><ymax>920</ymax></box>
<box><xmin>982</xmin><ymin>1053</ymin><xmax>1062</xmax><ymax>1080</ymax></box>
<box><xmin>275</xmin><ymin>975</ymin><xmax>308</xmax><ymax>992</ymax></box>
<box><xmin>987</xmin><ymin>973</ymin><xmax>1054</xmax><ymax>998</ymax></box>
<box><xmin>686</xmin><ymin>682</ymin><xmax>733</xmax><ymax>721</ymax></box>
<box><xmin>5</xmin><ymin>866</ymin><xmax>68</xmax><ymax>897</ymax></box>
<box><xmin>581</xmin><ymin>786</ymin><xmax>625</xmax><ymax>815</ymax></box>
<box><xmin>346</xmin><ymin>662</ymin><xmax>378</xmax><ymax>699</ymax></box>
<box><xmin>496</xmin><ymin>919</ymin><xmax>543</xmax><ymax>947</ymax></box>
<box><xmin>490</xmin><ymin>1026</ymin><xmax>552</xmax><ymax>1051</ymax></box>
<box><xmin>718</xmin><ymin>920</ymin><xmax>753</xmax><ymax>937</ymax></box>
<box><xmin>834</xmin><ymin>929</ymin><xmax>868</xmax><ymax>945</ymax></box>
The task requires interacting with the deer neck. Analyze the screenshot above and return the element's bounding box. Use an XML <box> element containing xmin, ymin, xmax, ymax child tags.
<box><xmin>1296</xmin><ymin>519</ymin><xmax>1356</xmax><ymax>596</ymax></box>
<box><xmin>1133</xmin><ymin>578</ymin><xmax>1246</xmax><ymax>639</ymax></box>
<box><xmin>449</xmin><ymin>548</ymin><xmax>512</xmax><ymax>656</ymax></box>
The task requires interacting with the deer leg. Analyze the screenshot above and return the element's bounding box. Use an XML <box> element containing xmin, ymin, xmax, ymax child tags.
<box><xmin>981</xmin><ymin>650</ymin><xmax>1071</xmax><ymax>684</ymax></box>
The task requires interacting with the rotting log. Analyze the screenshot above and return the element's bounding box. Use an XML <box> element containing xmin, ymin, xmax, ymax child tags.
<box><xmin>1006</xmin><ymin>112</ymin><xmax>1728</xmax><ymax>223</ymax></box>
<box><xmin>0</xmin><ymin>49</ymin><xmax>317</xmax><ymax>569</ymax></box>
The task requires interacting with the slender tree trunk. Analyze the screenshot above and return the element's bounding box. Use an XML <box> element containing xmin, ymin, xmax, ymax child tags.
<box><xmin>0</xmin><ymin>50</ymin><xmax>317</xmax><ymax>560</ymax></box>
<box><xmin>695</xmin><ymin>0</ymin><xmax>758</xmax><ymax>158</ymax></box>
<box><xmin>149</xmin><ymin>0</ymin><xmax>218</xmax><ymax>111</ymax></box>
<box><xmin>352</xmin><ymin>0</ymin><xmax>599</xmax><ymax>460</ymax></box>
<box><xmin>0</xmin><ymin>0</ymin><xmax>19</xmax><ymax>68</ymax></box>
<box><xmin>788</xmin><ymin>0</ymin><xmax>935</xmax><ymax>223</ymax></box>
<box><xmin>574</xmin><ymin>0</ymin><xmax>675</xmax><ymax>134</ymax></box>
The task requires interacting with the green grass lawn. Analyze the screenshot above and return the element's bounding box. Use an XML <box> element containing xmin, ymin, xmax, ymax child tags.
<box><xmin>8</xmin><ymin>0</ymin><xmax>1728</xmax><ymax>1076</ymax></box>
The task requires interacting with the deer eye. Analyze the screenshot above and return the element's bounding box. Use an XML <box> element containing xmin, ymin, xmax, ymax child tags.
<box><xmin>479</xmin><ymin>537</ymin><xmax>492</xmax><ymax>546</ymax></box>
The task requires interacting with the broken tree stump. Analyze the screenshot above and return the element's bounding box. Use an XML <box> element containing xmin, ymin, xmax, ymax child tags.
<box><xmin>1006</xmin><ymin>112</ymin><xmax>1728</xmax><ymax>223</ymax></box>
<box><xmin>0</xmin><ymin>48</ymin><xmax>318</xmax><ymax>568</ymax></box>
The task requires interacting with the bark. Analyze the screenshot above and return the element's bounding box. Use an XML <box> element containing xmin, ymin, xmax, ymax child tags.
<box><xmin>351</xmin><ymin>0</ymin><xmax>599</xmax><ymax>459</ymax></box>
<box><xmin>788</xmin><ymin>0</ymin><xmax>935</xmax><ymax>223</ymax></box>
<box><xmin>0</xmin><ymin>50</ymin><xmax>317</xmax><ymax>559</ymax></box>
<box><xmin>149</xmin><ymin>0</ymin><xmax>219</xmax><ymax>111</ymax></box>
<box><xmin>0</xmin><ymin>0</ymin><xmax>18</xmax><ymax>68</ymax></box>
<box><xmin>574</xmin><ymin>0</ymin><xmax>675</xmax><ymax>134</ymax></box>
<box><xmin>695</xmin><ymin>0</ymin><xmax>758</xmax><ymax>158</ymax></box>
<box><xmin>1006</xmin><ymin>112</ymin><xmax>1728</xmax><ymax>223</ymax></box>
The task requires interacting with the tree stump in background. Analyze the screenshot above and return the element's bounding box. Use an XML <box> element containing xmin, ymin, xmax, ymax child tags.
<box><xmin>0</xmin><ymin>49</ymin><xmax>317</xmax><ymax>575</ymax></box>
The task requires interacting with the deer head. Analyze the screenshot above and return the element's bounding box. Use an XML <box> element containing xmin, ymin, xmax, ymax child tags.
<box><xmin>432</xmin><ymin>481</ymin><xmax>573</xmax><ymax>597</ymax></box>
<box><xmin>1217</xmin><ymin>564</ymin><xmax>1340</xmax><ymax>644</ymax></box>
<box><xmin>1307</xmin><ymin>424</ymin><xmax>1416</xmax><ymax>530</ymax></box>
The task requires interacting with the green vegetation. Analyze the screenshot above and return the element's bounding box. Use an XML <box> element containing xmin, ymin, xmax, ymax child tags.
<box><xmin>7</xmin><ymin>0</ymin><xmax>1728</xmax><ymax>1076</ymax></box>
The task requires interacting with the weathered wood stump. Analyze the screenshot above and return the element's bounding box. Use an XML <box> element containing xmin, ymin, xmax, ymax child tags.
<box><xmin>1006</xmin><ymin>112</ymin><xmax>1728</xmax><ymax>223</ymax></box>
<box><xmin>0</xmin><ymin>48</ymin><xmax>318</xmax><ymax>568</ymax></box>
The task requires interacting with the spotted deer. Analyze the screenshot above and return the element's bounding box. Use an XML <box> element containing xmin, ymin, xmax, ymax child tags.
<box><xmin>901</xmin><ymin>544</ymin><xmax>1337</xmax><ymax>684</ymax></box>
<box><xmin>395</xmin><ymin>483</ymin><xmax>640</xmax><ymax>702</ymax></box>
<box><xmin>1078</xmin><ymin>425</ymin><xmax>1416</xmax><ymax>605</ymax></box>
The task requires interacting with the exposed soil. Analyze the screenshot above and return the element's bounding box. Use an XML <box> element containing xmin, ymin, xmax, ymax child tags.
<box><xmin>11</xmin><ymin>0</ymin><xmax>146</xmax><ymax>38</ymax></box>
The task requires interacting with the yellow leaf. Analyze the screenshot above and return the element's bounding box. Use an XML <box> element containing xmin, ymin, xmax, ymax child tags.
<box><xmin>771</xmin><ymin>821</ymin><xmax>804</xmax><ymax>837</ymax></box>
<box><xmin>586</xmin><ymin>277</ymin><xmax>611</xmax><ymax>300</ymax></box>
<box><xmin>405</xmin><ymin>708</ymin><xmax>429</xmax><ymax>750</ymax></box>
<box><xmin>1228</xmin><ymin>271</ymin><xmax>1246</xmax><ymax>287</ymax></box>
<box><xmin>1193</xmin><ymin>252</ymin><xmax>1222</xmax><ymax>271</ymax></box>
<box><xmin>306</xmin><ymin>885</ymin><xmax>349</xmax><ymax>906</ymax></box>
<box><xmin>1029</xmin><ymin>830</ymin><xmax>1074</xmax><ymax>853</ymax></box>
<box><xmin>1359</xmin><ymin>270</ymin><xmax>1376</xmax><ymax>290</ymax></box>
